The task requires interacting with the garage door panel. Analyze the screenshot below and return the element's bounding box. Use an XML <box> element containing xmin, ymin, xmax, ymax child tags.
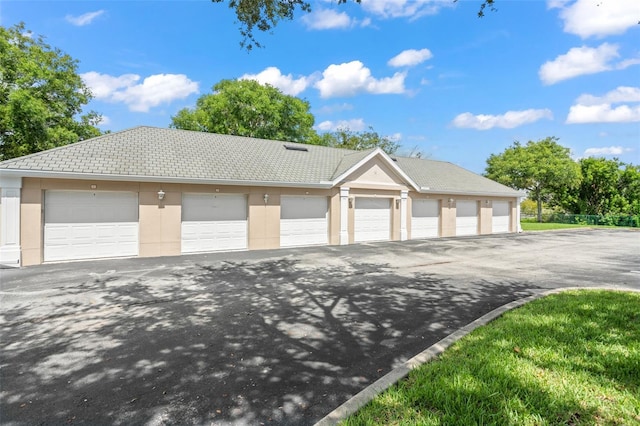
<box><xmin>280</xmin><ymin>196</ymin><xmax>328</xmax><ymax>247</ymax></box>
<box><xmin>183</xmin><ymin>194</ymin><xmax>246</xmax><ymax>222</ymax></box>
<box><xmin>44</xmin><ymin>191</ymin><xmax>139</xmax><ymax>262</ymax></box>
<box><xmin>456</xmin><ymin>201</ymin><xmax>478</xmax><ymax>236</ymax></box>
<box><xmin>412</xmin><ymin>217</ymin><xmax>439</xmax><ymax>239</ymax></box>
<box><xmin>456</xmin><ymin>217</ymin><xmax>478</xmax><ymax>236</ymax></box>
<box><xmin>412</xmin><ymin>199</ymin><xmax>439</xmax><ymax>239</ymax></box>
<box><xmin>281</xmin><ymin>218</ymin><xmax>327</xmax><ymax>247</ymax></box>
<box><xmin>354</xmin><ymin>198</ymin><xmax>391</xmax><ymax>243</ymax></box>
<box><xmin>412</xmin><ymin>199</ymin><xmax>439</xmax><ymax>217</ymax></box>
<box><xmin>492</xmin><ymin>201</ymin><xmax>510</xmax><ymax>233</ymax></box>
<box><xmin>457</xmin><ymin>200</ymin><xmax>478</xmax><ymax>217</ymax></box>
<box><xmin>281</xmin><ymin>197</ymin><xmax>327</xmax><ymax>220</ymax></box>
<box><xmin>182</xmin><ymin>194</ymin><xmax>248</xmax><ymax>253</ymax></box>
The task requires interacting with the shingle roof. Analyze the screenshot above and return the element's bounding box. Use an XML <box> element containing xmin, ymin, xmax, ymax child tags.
<box><xmin>395</xmin><ymin>156</ymin><xmax>520</xmax><ymax>195</ymax></box>
<box><xmin>0</xmin><ymin>126</ymin><xmax>521</xmax><ymax>196</ymax></box>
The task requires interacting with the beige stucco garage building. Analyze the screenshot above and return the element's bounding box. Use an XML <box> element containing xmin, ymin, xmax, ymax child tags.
<box><xmin>0</xmin><ymin>126</ymin><xmax>523</xmax><ymax>267</ymax></box>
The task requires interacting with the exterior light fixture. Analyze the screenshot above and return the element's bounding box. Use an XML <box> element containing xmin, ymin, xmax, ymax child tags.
<box><xmin>448</xmin><ymin>198</ymin><xmax>455</xmax><ymax>207</ymax></box>
<box><xmin>348</xmin><ymin>197</ymin><xmax>354</xmax><ymax>208</ymax></box>
<box><xmin>395</xmin><ymin>199</ymin><xmax>400</xmax><ymax>209</ymax></box>
<box><xmin>157</xmin><ymin>189</ymin><xmax>165</xmax><ymax>200</ymax></box>
<box><xmin>263</xmin><ymin>194</ymin><xmax>269</xmax><ymax>204</ymax></box>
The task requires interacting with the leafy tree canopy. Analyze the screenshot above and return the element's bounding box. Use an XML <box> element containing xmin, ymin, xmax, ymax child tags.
<box><xmin>170</xmin><ymin>79</ymin><xmax>402</xmax><ymax>155</ymax></box>
<box><xmin>563</xmin><ymin>158</ymin><xmax>640</xmax><ymax>216</ymax></box>
<box><xmin>213</xmin><ymin>0</ymin><xmax>496</xmax><ymax>50</ymax></box>
<box><xmin>319</xmin><ymin>127</ymin><xmax>400</xmax><ymax>155</ymax></box>
<box><xmin>485</xmin><ymin>137</ymin><xmax>581</xmax><ymax>222</ymax></box>
<box><xmin>171</xmin><ymin>79</ymin><xmax>318</xmax><ymax>144</ymax></box>
<box><xmin>0</xmin><ymin>23</ymin><xmax>102</xmax><ymax>161</ymax></box>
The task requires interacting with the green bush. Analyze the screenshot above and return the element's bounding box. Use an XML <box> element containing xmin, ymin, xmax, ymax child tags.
<box><xmin>543</xmin><ymin>213</ymin><xmax>639</xmax><ymax>227</ymax></box>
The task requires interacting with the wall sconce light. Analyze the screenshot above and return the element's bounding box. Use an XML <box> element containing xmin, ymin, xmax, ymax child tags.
<box><xmin>90</xmin><ymin>184</ymin><xmax>97</xmax><ymax>190</ymax></box>
<box><xmin>157</xmin><ymin>189</ymin><xmax>165</xmax><ymax>200</ymax></box>
<box><xmin>395</xmin><ymin>199</ymin><xmax>400</xmax><ymax>209</ymax></box>
<box><xmin>448</xmin><ymin>198</ymin><xmax>455</xmax><ymax>208</ymax></box>
<box><xmin>263</xmin><ymin>193</ymin><xmax>269</xmax><ymax>204</ymax></box>
<box><xmin>485</xmin><ymin>200</ymin><xmax>491</xmax><ymax>205</ymax></box>
<box><xmin>348</xmin><ymin>197</ymin><xmax>354</xmax><ymax>208</ymax></box>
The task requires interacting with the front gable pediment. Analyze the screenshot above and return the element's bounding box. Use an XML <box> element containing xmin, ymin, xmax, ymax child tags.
<box><xmin>331</xmin><ymin>149</ymin><xmax>419</xmax><ymax>190</ymax></box>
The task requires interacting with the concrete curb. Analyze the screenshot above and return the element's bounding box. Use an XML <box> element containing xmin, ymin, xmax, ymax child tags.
<box><xmin>314</xmin><ymin>286</ymin><xmax>640</xmax><ymax>426</ymax></box>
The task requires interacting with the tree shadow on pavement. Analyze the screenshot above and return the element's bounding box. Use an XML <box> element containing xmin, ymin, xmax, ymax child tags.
<box><xmin>1</xmin><ymin>258</ymin><xmax>539</xmax><ymax>425</ymax></box>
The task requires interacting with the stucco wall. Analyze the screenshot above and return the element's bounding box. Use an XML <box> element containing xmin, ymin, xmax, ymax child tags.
<box><xmin>342</xmin><ymin>157</ymin><xmax>408</xmax><ymax>189</ymax></box>
<box><xmin>139</xmin><ymin>182</ymin><xmax>182</xmax><ymax>257</ymax></box>
<box><xmin>480</xmin><ymin>200</ymin><xmax>492</xmax><ymax>234</ymax></box>
<box><xmin>16</xmin><ymin>177</ymin><xmax>520</xmax><ymax>266</ymax></box>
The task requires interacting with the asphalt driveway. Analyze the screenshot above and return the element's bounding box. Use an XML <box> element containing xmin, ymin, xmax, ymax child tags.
<box><xmin>1</xmin><ymin>229</ymin><xmax>639</xmax><ymax>425</ymax></box>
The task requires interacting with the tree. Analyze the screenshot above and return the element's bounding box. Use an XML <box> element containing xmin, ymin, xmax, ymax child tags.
<box><xmin>619</xmin><ymin>164</ymin><xmax>640</xmax><ymax>215</ymax></box>
<box><xmin>212</xmin><ymin>0</ymin><xmax>497</xmax><ymax>50</ymax></box>
<box><xmin>563</xmin><ymin>158</ymin><xmax>640</xmax><ymax>216</ymax></box>
<box><xmin>319</xmin><ymin>127</ymin><xmax>400</xmax><ymax>155</ymax></box>
<box><xmin>171</xmin><ymin>79</ymin><xmax>319</xmax><ymax>144</ymax></box>
<box><xmin>0</xmin><ymin>23</ymin><xmax>102</xmax><ymax>161</ymax></box>
<box><xmin>485</xmin><ymin>137</ymin><xmax>581</xmax><ymax>222</ymax></box>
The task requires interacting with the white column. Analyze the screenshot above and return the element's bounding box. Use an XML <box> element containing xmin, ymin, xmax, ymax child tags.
<box><xmin>400</xmin><ymin>190</ymin><xmax>408</xmax><ymax>241</ymax></box>
<box><xmin>516</xmin><ymin>197</ymin><xmax>522</xmax><ymax>233</ymax></box>
<box><xmin>0</xmin><ymin>176</ymin><xmax>22</xmax><ymax>267</ymax></box>
<box><xmin>339</xmin><ymin>187</ymin><xmax>349</xmax><ymax>245</ymax></box>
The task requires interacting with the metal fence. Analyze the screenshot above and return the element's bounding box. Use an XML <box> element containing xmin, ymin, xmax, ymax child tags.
<box><xmin>523</xmin><ymin>213</ymin><xmax>639</xmax><ymax>228</ymax></box>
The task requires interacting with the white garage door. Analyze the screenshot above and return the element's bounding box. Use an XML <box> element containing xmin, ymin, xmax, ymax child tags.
<box><xmin>456</xmin><ymin>200</ymin><xmax>478</xmax><ymax>236</ymax></box>
<box><xmin>182</xmin><ymin>193</ymin><xmax>247</xmax><ymax>253</ymax></box>
<box><xmin>280</xmin><ymin>196</ymin><xmax>328</xmax><ymax>247</ymax></box>
<box><xmin>411</xmin><ymin>199</ymin><xmax>440</xmax><ymax>239</ymax></box>
<box><xmin>354</xmin><ymin>197</ymin><xmax>391</xmax><ymax>242</ymax></box>
<box><xmin>44</xmin><ymin>190</ymin><xmax>139</xmax><ymax>262</ymax></box>
<box><xmin>492</xmin><ymin>201</ymin><xmax>511</xmax><ymax>233</ymax></box>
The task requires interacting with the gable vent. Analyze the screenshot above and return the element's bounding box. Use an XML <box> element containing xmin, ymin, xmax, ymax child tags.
<box><xmin>284</xmin><ymin>145</ymin><xmax>308</xmax><ymax>152</ymax></box>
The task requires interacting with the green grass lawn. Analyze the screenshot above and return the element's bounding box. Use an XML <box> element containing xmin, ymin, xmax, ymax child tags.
<box><xmin>520</xmin><ymin>222</ymin><xmax>594</xmax><ymax>231</ymax></box>
<box><xmin>343</xmin><ymin>290</ymin><xmax>640</xmax><ymax>426</ymax></box>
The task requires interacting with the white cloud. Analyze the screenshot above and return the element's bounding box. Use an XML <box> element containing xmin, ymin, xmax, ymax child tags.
<box><xmin>583</xmin><ymin>146</ymin><xmax>630</xmax><ymax>156</ymax></box>
<box><xmin>97</xmin><ymin>115</ymin><xmax>110</xmax><ymax>126</ymax></box>
<box><xmin>550</xmin><ymin>0</ymin><xmax>640</xmax><ymax>38</ymax></box>
<box><xmin>316</xmin><ymin>118</ymin><xmax>366</xmax><ymax>132</ymax></box>
<box><xmin>315</xmin><ymin>60</ymin><xmax>406</xmax><ymax>98</ymax></box>
<box><xmin>452</xmin><ymin>109</ymin><xmax>553</xmax><ymax>130</ymax></box>
<box><xmin>301</xmin><ymin>9</ymin><xmax>370</xmax><ymax>30</ymax></box>
<box><xmin>65</xmin><ymin>10</ymin><xmax>105</xmax><ymax>26</ymax></box>
<box><xmin>81</xmin><ymin>72</ymin><xmax>199</xmax><ymax>112</ymax></box>
<box><xmin>576</xmin><ymin>86</ymin><xmax>640</xmax><ymax>106</ymax></box>
<box><xmin>566</xmin><ymin>104</ymin><xmax>640</xmax><ymax>124</ymax></box>
<box><xmin>539</xmin><ymin>44</ymin><xmax>639</xmax><ymax>86</ymax></box>
<box><xmin>82</xmin><ymin>72</ymin><xmax>140</xmax><ymax>98</ymax></box>
<box><xmin>567</xmin><ymin>86</ymin><xmax>640</xmax><ymax>124</ymax></box>
<box><xmin>388</xmin><ymin>48</ymin><xmax>433</xmax><ymax>67</ymax></box>
<box><xmin>239</xmin><ymin>67</ymin><xmax>311</xmax><ymax>96</ymax></box>
<box><xmin>547</xmin><ymin>0</ymin><xmax>571</xmax><ymax>9</ymax></box>
<box><xmin>538</xmin><ymin>43</ymin><xmax>627</xmax><ymax>85</ymax></box>
<box><xmin>388</xmin><ymin>132</ymin><xmax>402</xmax><ymax>142</ymax></box>
<box><xmin>360</xmin><ymin>0</ymin><xmax>452</xmax><ymax>20</ymax></box>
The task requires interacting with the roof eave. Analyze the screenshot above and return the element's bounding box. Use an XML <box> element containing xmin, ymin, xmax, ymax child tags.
<box><xmin>420</xmin><ymin>187</ymin><xmax>526</xmax><ymax>198</ymax></box>
<box><xmin>0</xmin><ymin>169</ymin><xmax>334</xmax><ymax>189</ymax></box>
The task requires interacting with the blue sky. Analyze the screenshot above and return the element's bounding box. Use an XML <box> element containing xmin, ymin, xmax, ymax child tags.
<box><xmin>2</xmin><ymin>0</ymin><xmax>639</xmax><ymax>173</ymax></box>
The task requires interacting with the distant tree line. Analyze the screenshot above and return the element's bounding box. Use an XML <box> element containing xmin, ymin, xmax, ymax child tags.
<box><xmin>485</xmin><ymin>137</ymin><xmax>639</xmax><ymax>222</ymax></box>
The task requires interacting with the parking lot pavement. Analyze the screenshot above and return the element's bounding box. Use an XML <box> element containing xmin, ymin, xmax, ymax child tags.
<box><xmin>1</xmin><ymin>229</ymin><xmax>639</xmax><ymax>425</ymax></box>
